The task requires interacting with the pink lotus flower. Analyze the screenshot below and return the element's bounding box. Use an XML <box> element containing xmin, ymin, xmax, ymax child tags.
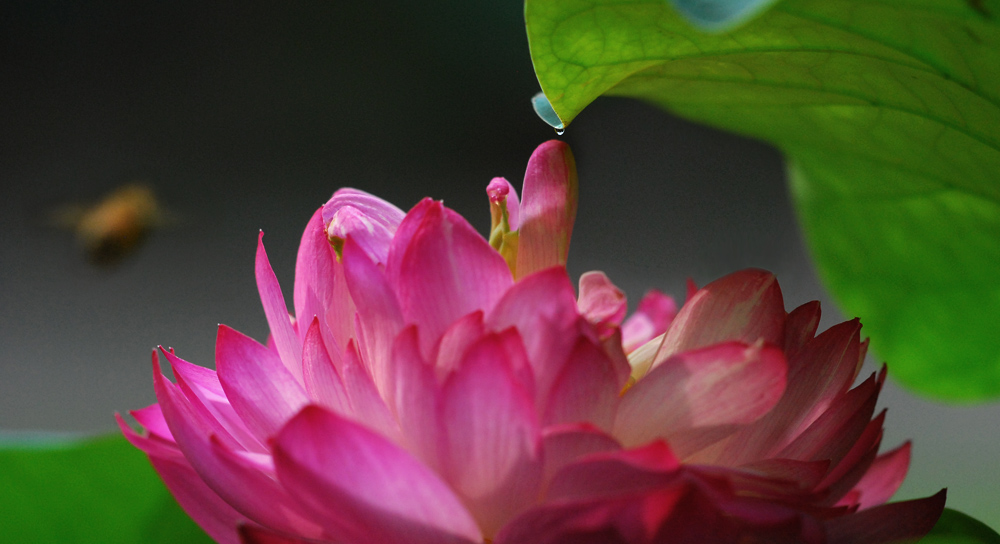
<box><xmin>120</xmin><ymin>141</ymin><xmax>944</xmax><ymax>544</ymax></box>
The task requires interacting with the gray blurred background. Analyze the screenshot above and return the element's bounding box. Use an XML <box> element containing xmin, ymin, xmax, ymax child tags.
<box><xmin>2</xmin><ymin>0</ymin><xmax>998</xmax><ymax>529</ymax></box>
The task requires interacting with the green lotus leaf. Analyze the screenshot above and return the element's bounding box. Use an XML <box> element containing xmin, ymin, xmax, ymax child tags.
<box><xmin>0</xmin><ymin>432</ymin><xmax>212</xmax><ymax>544</ymax></box>
<box><xmin>921</xmin><ymin>508</ymin><xmax>1000</xmax><ymax>543</ymax></box>
<box><xmin>527</xmin><ymin>0</ymin><xmax>1000</xmax><ymax>400</ymax></box>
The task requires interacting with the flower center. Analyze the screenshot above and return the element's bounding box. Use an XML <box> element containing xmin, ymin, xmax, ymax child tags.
<box><xmin>487</xmin><ymin>178</ymin><xmax>519</xmax><ymax>276</ymax></box>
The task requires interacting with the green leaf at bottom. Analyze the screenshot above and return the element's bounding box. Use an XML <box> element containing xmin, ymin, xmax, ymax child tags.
<box><xmin>922</xmin><ymin>508</ymin><xmax>1000</xmax><ymax>544</ymax></box>
<box><xmin>0</xmin><ymin>433</ymin><xmax>211</xmax><ymax>544</ymax></box>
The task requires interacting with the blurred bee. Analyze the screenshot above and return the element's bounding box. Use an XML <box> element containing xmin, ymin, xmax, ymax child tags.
<box><xmin>49</xmin><ymin>183</ymin><xmax>166</xmax><ymax>266</ymax></box>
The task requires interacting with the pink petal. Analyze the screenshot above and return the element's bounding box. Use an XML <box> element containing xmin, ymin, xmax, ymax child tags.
<box><xmin>616</xmin><ymin>342</ymin><xmax>787</xmax><ymax>456</ymax></box>
<box><xmin>501</xmin><ymin>470</ymin><xmax>829</xmax><ymax>544</ymax></box>
<box><xmin>387</xmin><ymin>326</ymin><xmax>443</xmax><ymax>470</ymax></box>
<box><xmin>117</xmin><ymin>411</ymin><xmax>184</xmax><ymax>461</ymax></box>
<box><xmin>340</xmin><ymin>340</ymin><xmax>401</xmax><ymax>443</ymax></box>
<box><xmin>385</xmin><ymin>197</ymin><xmax>434</xmax><ymax>268</ymax></box>
<box><xmin>321</xmin><ymin>187</ymin><xmax>405</xmax><ymax>265</ymax></box>
<box><xmin>130</xmin><ymin>403</ymin><xmax>173</xmax><ymax>442</ymax></box>
<box><xmin>153</xmin><ymin>356</ymin><xmax>317</xmax><ymax>536</ymax></box>
<box><xmin>340</xmin><ymin>234</ymin><xmax>403</xmax><ymax>391</ymax></box>
<box><xmin>816</xmin><ymin>411</ymin><xmax>886</xmax><ymax>504</ymax></box>
<box><xmin>839</xmin><ymin>442</ymin><xmax>911</xmax><ymax>510</ymax></box>
<box><xmin>543</xmin><ymin>336</ymin><xmax>623</xmax><ymax>432</ymax></box>
<box><xmin>545</xmin><ymin>441</ymin><xmax>681</xmax><ymax>502</ymax></box>
<box><xmin>784</xmin><ymin>300</ymin><xmax>821</xmax><ymax>356</ymax></box>
<box><xmin>825</xmin><ymin>490</ymin><xmax>946</xmax><ymax>544</ymax></box>
<box><xmin>431</xmin><ymin>310</ymin><xmax>486</xmax><ymax>379</ymax></box>
<box><xmin>272</xmin><ymin>405</ymin><xmax>481</xmax><ymax>544</ymax></box>
<box><xmin>256</xmin><ymin>232</ymin><xmax>303</xmax><ymax>383</ymax></box>
<box><xmin>734</xmin><ymin>458</ymin><xmax>832</xmax><ymax>494</ymax></box>
<box><xmin>487</xmin><ymin>267</ymin><xmax>582</xmax><ymax>404</ymax></box>
<box><xmin>577</xmin><ymin>271</ymin><xmax>627</xmax><ymax>337</ymax></box>
<box><xmin>388</xmin><ymin>199</ymin><xmax>513</xmax><ymax>356</ymax></box>
<box><xmin>495</xmin><ymin>484</ymin><xmax>691</xmax><ymax>544</ymax></box>
<box><xmin>779</xmin><ymin>369</ymin><xmax>884</xmax><ymax>464</ymax></box>
<box><xmin>540</xmin><ymin>423</ymin><xmax>622</xmax><ymax>487</ymax></box>
<box><xmin>301</xmin><ymin>318</ymin><xmax>350</xmax><ymax>414</ymax></box>
<box><xmin>621</xmin><ymin>289</ymin><xmax>677</xmax><ymax>353</ymax></box>
<box><xmin>439</xmin><ymin>332</ymin><xmax>543</xmax><ymax>536</ymax></box>
<box><xmin>165</xmin><ymin>348</ymin><xmax>266</xmax><ymax>454</ymax></box>
<box><xmin>238</xmin><ymin>525</ymin><xmax>312</xmax><ymax>544</ymax></box>
<box><xmin>704</xmin><ymin>318</ymin><xmax>864</xmax><ymax>465</ymax></box>
<box><xmin>151</xmin><ymin>456</ymin><xmax>247</xmax><ymax>544</ymax></box>
<box><xmin>633</xmin><ymin>269</ymin><xmax>785</xmax><ymax>380</ymax></box>
<box><xmin>515</xmin><ymin>140</ymin><xmax>578</xmax><ymax>279</ymax></box>
<box><xmin>216</xmin><ymin>325</ymin><xmax>308</xmax><ymax>441</ymax></box>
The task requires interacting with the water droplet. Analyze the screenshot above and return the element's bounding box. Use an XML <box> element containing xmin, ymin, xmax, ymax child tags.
<box><xmin>531</xmin><ymin>92</ymin><xmax>565</xmax><ymax>132</ymax></box>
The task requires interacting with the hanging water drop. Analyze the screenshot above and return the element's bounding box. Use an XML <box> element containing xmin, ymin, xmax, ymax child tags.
<box><xmin>531</xmin><ymin>92</ymin><xmax>565</xmax><ymax>133</ymax></box>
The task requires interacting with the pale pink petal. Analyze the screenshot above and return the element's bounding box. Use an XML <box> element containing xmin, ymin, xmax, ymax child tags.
<box><xmin>577</xmin><ymin>271</ymin><xmax>627</xmax><ymax>337</ymax></box>
<box><xmin>616</xmin><ymin>342</ymin><xmax>787</xmax><ymax>455</ymax></box>
<box><xmin>543</xmin><ymin>337</ymin><xmax>623</xmax><ymax>432</ymax></box>
<box><xmin>256</xmin><ymin>232</ymin><xmax>303</xmax><ymax>383</ymax></box>
<box><xmin>838</xmin><ymin>442</ymin><xmax>911</xmax><ymax>510</ymax></box>
<box><xmin>599</xmin><ymin>328</ymin><xmax>634</xmax><ymax>390</ymax></box>
<box><xmin>293</xmin><ymin>210</ymin><xmax>337</xmax><ymax>344</ymax></box>
<box><xmin>293</xmin><ymin>208</ymin><xmax>358</xmax><ymax>358</ymax></box>
<box><xmin>151</xmin><ymin>456</ymin><xmax>247</xmax><ymax>544</ymax></box>
<box><xmin>487</xmin><ymin>267</ymin><xmax>582</xmax><ymax>404</ymax></box>
<box><xmin>634</xmin><ymin>269</ymin><xmax>785</xmax><ymax>380</ymax></box>
<box><xmin>321</xmin><ymin>188</ymin><xmax>405</xmax><ymax>265</ymax></box>
<box><xmin>153</xmin><ymin>357</ymin><xmax>316</xmax><ymax>536</ymax></box>
<box><xmin>325</xmin><ymin>259</ymin><xmax>357</xmax><ymax>358</ymax></box>
<box><xmin>540</xmin><ymin>423</ymin><xmax>622</xmax><ymax>487</ymax></box>
<box><xmin>388</xmin><ymin>199</ymin><xmax>513</xmax><ymax>356</ymax></box>
<box><xmin>704</xmin><ymin>318</ymin><xmax>864</xmax><ymax>465</ymax></box>
<box><xmin>515</xmin><ymin>140</ymin><xmax>578</xmax><ymax>279</ymax></box>
<box><xmin>340</xmin><ymin>235</ymin><xmax>403</xmax><ymax>392</ymax></box>
<box><xmin>621</xmin><ymin>289</ymin><xmax>677</xmax><ymax>353</ymax></box>
<box><xmin>272</xmin><ymin>405</ymin><xmax>482</xmax><ymax>544</ymax></box>
<box><xmin>340</xmin><ymin>340</ymin><xmax>401</xmax><ymax>442</ymax></box>
<box><xmin>301</xmin><ymin>318</ymin><xmax>350</xmax><ymax>414</ymax></box>
<box><xmin>487</xmin><ymin>177</ymin><xmax>520</xmax><ymax>230</ymax></box>
<box><xmin>386</xmin><ymin>326</ymin><xmax>443</xmax><ymax>471</ymax></box>
<box><xmin>784</xmin><ymin>301</ymin><xmax>821</xmax><ymax>356</ymax></box>
<box><xmin>825</xmin><ymin>490</ymin><xmax>946</xmax><ymax>544</ymax></box>
<box><xmin>779</xmin><ymin>370</ymin><xmax>884</xmax><ymax>463</ymax></box>
<box><xmin>216</xmin><ymin>325</ymin><xmax>308</xmax><ymax>441</ymax></box>
<box><xmin>439</xmin><ymin>333</ymin><xmax>543</xmax><ymax>536</ymax></box>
